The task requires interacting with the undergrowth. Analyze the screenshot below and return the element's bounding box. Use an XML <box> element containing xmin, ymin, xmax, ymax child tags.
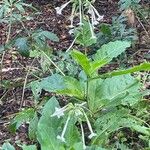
<box><xmin>0</xmin><ymin>0</ymin><xmax>150</xmax><ymax>150</ymax></box>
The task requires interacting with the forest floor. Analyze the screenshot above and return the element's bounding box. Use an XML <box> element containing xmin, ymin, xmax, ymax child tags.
<box><xmin>0</xmin><ymin>0</ymin><xmax>150</xmax><ymax>149</ymax></box>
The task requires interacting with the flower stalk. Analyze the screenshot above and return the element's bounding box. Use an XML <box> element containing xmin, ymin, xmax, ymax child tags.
<box><xmin>57</xmin><ymin>115</ymin><xmax>71</xmax><ymax>143</ymax></box>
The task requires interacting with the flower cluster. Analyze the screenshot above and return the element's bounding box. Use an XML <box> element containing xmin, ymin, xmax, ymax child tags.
<box><xmin>51</xmin><ymin>102</ymin><xmax>97</xmax><ymax>150</ymax></box>
<box><xmin>55</xmin><ymin>0</ymin><xmax>103</xmax><ymax>39</ymax></box>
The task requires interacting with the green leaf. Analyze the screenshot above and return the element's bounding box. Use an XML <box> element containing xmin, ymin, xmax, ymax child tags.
<box><xmin>37</xmin><ymin>97</ymin><xmax>64</xmax><ymax>150</ymax></box>
<box><xmin>96</xmin><ymin>62</ymin><xmax>150</xmax><ymax>79</ymax></box>
<box><xmin>30</xmin><ymin>80</ymin><xmax>42</xmax><ymax>101</ymax></box>
<box><xmin>0</xmin><ymin>45</ymin><xmax>5</xmax><ymax>53</ymax></box>
<box><xmin>39</xmin><ymin>74</ymin><xmax>65</xmax><ymax>92</ymax></box>
<box><xmin>15</xmin><ymin>37</ymin><xmax>29</xmax><ymax>57</ymax></box>
<box><xmin>75</xmin><ymin>21</ymin><xmax>97</xmax><ymax>47</ymax></box>
<box><xmin>71</xmin><ymin>142</ymin><xmax>83</xmax><ymax>150</ymax></box>
<box><xmin>2</xmin><ymin>142</ymin><xmax>15</xmax><ymax>150</ymax></box>
<box><xmin>28</xmin><ymin>112</ymin><xmax>38</xmax><ymax>140</ymax></box>
<box><xmin>94</xmin><ymin>40</ymin><xmax>131</xmax><ymax>64</ymax></box>
<box><xmin>100</xmin><ymin>24</ymin><xmax>112</xmax><ymax>36</ymax></box>
<box><xmin>65</xmin><ymin>117</ymin><xmax>80</xmax><ymax>147</ymax></box>
<box><xmin>90</xmin><ymin>59</ymin><xmax>109</xmax><ymax>74</ymax></box>
<box><xmin>20</xmin><ymin>145</ymin><xmax>37</xmax><ymax>150</ymax></box>
<box><xmin>94</xmin><ymin>108</ymin><xmax>129</xmax><ymax>144</ymax></box>
<box><xmin>88</xmin><ymin>78</ymin><xmax>103</xmax><ymax>112</ymax></box>
<box><xmin>88</xmin><ymin>75</ymin><xmax>141</xmax><ymax>112</ymax></box>
<box><xmin>132</xmin><ymin>125</ymin><xmax>150</xmax><ymax>136</ymax></box>
<box><xmin>37</xmin><ymin>31</ymin><xmax>59</xmax><ymax>42</ymax></box>
<box><xmin>10</xmin><ymin>108</ymin><xmax>35</xmax><ymax>133</ymax></box>
<box><xmin>71</xmin><ymin>50</ymin><xmax>91</xmax><ymax>76</ymax></box>
<box><xmin>57</xmin><ymin>76</ymin><xmax>84</xmax><ymax>99</ymax></box>
<box><xmin>40</xmin><ymin>74</ymin><xmax>84</xmax><ymax>99</ymax></box>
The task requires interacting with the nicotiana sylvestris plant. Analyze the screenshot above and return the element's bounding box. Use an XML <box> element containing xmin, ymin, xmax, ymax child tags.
<box><xmin>10</xmin><ymin>41</ymin><xmax>150</xmax><ymax>149</ymax></box>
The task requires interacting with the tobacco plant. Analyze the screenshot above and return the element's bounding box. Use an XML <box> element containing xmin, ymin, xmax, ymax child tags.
<box><xmin>10</xmin><ymin>40</ymin><xmax>150</xmax><ymax>149</ymax></box>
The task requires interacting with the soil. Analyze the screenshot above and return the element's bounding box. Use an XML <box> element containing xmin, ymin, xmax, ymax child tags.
<box><xmin>0</xmin><ymin>0</ymin><xmax>150</xmax><ymax>149</ymax></box>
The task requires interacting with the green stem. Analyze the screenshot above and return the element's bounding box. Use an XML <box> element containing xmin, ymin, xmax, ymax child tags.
<box><xmin>41</xmin><ymin>50</ymin><xmax>65</xmax><ymax>76</ymax></box>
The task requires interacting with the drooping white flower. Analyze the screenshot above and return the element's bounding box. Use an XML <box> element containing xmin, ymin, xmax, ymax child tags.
<box><xmin>57</xmin><ymin>135</ymin><xmax>66</xmax><ymax>143</ymax></box>
<box><xmin>68</xmin><ymin>15</ymin><xmax>74</xmax><ymax>28</ymax></box>
<box><xmin>68</xmin><ymin>29</ymin><xmax>74</xmax><ymax>35</ymax></box>
<box><xmin>51</xmin><ymin>105</ymin><xmax>68</xmax><ymax>118</ymax></box>
<box><xmin>57</xmin><ymin>115</ymin><xmax>71</xmax><ymax>143</ymax></box>
<box><xmin>88</xmin><ymin>132</ymin><xmax>97</xmax><ymax>139</ymax></box>
<box><xmin>74</xmin><ymin>109</ymin><xmax>83</xmax><ymax>116</ymax></box>
<box><xmin>80</xmin><ymin>121</ymin><xmax>86</xmax><ymax>150</ymax></box>
<box><xmin>83</xmin><ymin>112</ymin><xmax>97</xmax><ymax>139</ymax></box>
<box><xmin>55</xmin><ymin>0</ymin><xmax>72</xmax><ymax>15</ymax></box>
<box><xmin>68</xmin><ymin>3</ymin><xmax>76</xmax><ymax>28</ymax></box>
<box><xmin>74</xmin><ymin>102</ymin><xmax>86</xmax><ymax>116</ymax></box>
<box><xmin>88</xmin><ymin>19</ymin><xmax>96</xmax><ymax>39</ymax></box>
<box><xmin>91</xmin><ymin>4</ymin><xmax>104</xmax><ymax>21</ymax></box>
<box><xmin>77</xmin><ymin>0</ymin><xmax>83</xmax><ymax>26</ymax></box>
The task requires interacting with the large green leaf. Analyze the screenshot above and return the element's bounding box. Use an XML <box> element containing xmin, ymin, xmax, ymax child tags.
<box><xmin>64</xmin><ymin>117</ymin><xmax>80</xmax><ymax>147</ymax></box>
<box><xmin>71</xmin><ymin>50</ymin><xmax>108</xmax><ymax>77</ymax></box>
<box><xmin>94</xmin><ymin>41</ymin><xmax>131</xmax><ymax>64</ymax></box>
<box><xmin>71</xmin><ymin>50</ymin><xmax>91</xmax><ymax>76</ymax></box>
<box><xmin>40</xmin><ymin>74</ymin><xmax>84</xmax><ymax>99</ymax></box>
<box><xmin>94</xmin><ymin>108</ymin><xmax>130</xmax><ymax>144</ymax></box>
<box><xmin>88</xmin><ymin>75</ymin><xmax>141</xmax><ymax>112</ymax></box>
<box><xmin>37</xmin><ymin>97</ymin><xmax>64</xmax><ymax>150</ymax></box>
<box><xmin>28</xmin><ymin>112</ymin><xmax>38</xmax><ymax>140</ymax></box>
<box><xmin>40</xmin><ymin>74</ymin><xmax>65</xmax><ymax>92</ymax></box>
<box><xmin>88</xmin><ymin>78</ymin><xmax>103</xmax><ymax>111</ymax></box>
<box><xmin>1</xmin><ymin>142</ymin><xmax>15</xmax><ymax>150</ymax></box>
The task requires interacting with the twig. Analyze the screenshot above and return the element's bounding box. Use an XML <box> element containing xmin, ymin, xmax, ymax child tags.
<box><xmin>136</xmin><ymin>15</ymin><xmax>150</xmax><ymax>39</ymax></box>
<box><xmin>20</xmin><ymin>58</ymin><xmax>35</xmax><ymax>109</ymax></box>
<box><xmin>41</xmin><ymin>50</ymin><xmax>65</xmax><ymax>76</ymax></box>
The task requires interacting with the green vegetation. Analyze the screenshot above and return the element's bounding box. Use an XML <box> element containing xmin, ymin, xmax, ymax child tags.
<box><xmin>0</xmin><ymin>0</ymin><xmax>150</xmax><ymax>149</ymax></box>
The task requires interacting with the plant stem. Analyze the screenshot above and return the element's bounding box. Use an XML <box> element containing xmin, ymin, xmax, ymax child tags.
<box><xmin>41</xmin><ymin>50</ymin><xmax>65</xmax><ymax>76</ymax></box>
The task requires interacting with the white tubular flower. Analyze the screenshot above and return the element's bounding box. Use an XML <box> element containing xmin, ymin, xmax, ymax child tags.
<box><xmin>77</xmin><ymin>0</ymin><xmax>83</xmax><ymax>26</ymax></box>
<box><xmin>91</xmin><ymin>4</ymin><xmax>103</xmax><ymax>21</ymax></box>
<box><xmin>88</xmin><ymin>132</ymin><xmax>97</xmax><ymax>139</ymax></box>
<box><xmin>88</xmin><ymin>6</ymin><xmax>98</xmax><ymax>26</ymax></box>
<box><xmin>57</xmin><ymin>115</ymin><xmax>71</xmax><ymax>143</ymax></box>
<box><xmin>83</xmin><ymin>112</ymin><xmax>97</xmax><ymax>139</ymax></box>
<box><xmin>88</xmin><ymin>20</ymin><xmax>96</xmax><ymax>39</ymax></box>
<box><xmin>57</xmin><ymin>135</ymin><xmax>66</xmax><ymax>143</ymax></box>
<box><xmin>80</xmin><ymin>121</ymin><xmax>86</xmax><ymax>150</ymax></box>
<box><xmin>75</xmin><ymin>109</ymin><xmax>83</xmax><ymax>116</ymax></box>
<box><xmin>55</xmin><ymin>0</ymin><xmax>72</xmax><ymax>15</ymax></box>
<box><xmin>68</xmin><ymin>29</ymin><xmax>74</xmax><ymax>35</ymax></box>
<box><xmin>74</xmin><ymin>102</ymin><xmax>86</xmax><ymax>116</ymax></box>
<box><xmin>68</xmin><ymin>3</ymin><xmax>76</xmax><ymax>28</ymax></box>
<box><xmin>68</xmin><ymin>15</ymin><xmax>74</xmax><ymax>28</ymax></box>
<box><xmin>51</xmin><ymin>105</ymin><xmax>68</xmax><ymax>118</ymax></box>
